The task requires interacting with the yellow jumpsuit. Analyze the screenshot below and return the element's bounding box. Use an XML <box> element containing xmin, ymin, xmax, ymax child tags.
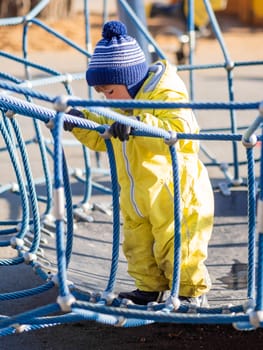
<box><xmin>72</xmin><ymin>60</ymin><xmax>214</xmax><ymax>297</ymax></box>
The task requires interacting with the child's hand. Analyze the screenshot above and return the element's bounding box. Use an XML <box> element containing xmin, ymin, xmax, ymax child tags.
<box><xmin>109</xmin><ymin>122</ymin><xmax>131</xmax><ymax>141</ymax></box>
<box><xmin>63</xmin><ymin>109</ymin><xmax>85</xmax><ymax>131</ymax></box>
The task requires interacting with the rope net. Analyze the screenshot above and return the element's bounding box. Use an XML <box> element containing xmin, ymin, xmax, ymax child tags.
<box><xmin>0</xmin><ymin>0</ymin><xmax>263</xmax><ymax>335</ymax></box>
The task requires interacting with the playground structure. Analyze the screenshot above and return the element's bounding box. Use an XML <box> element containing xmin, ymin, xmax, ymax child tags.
<box><xmin>0</xmin><ymin>0</ymin><xmax>263</xmax><ymax>337</ymax></box>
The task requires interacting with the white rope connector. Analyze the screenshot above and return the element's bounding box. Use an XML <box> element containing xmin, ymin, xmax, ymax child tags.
<box><xmin>165</xmin><ymin>295</ymin><xmax>181</xmax><ymax>310</ymax></box>
<box><xmin>64</xmin><ymin>73</ymin><xmax>73</xmax><ymax>84</ymax></box>
<box><xmin>101</xmin><ymin>291</ymin><xmax>117</xmax><ymax>305</ymax></box>
<box><xmin>189</xmin><ymin>30</ymin><xmax>196</xmax><ymax>51</ymax></box>
<box><xmin>53</xmin><ymin>187</ymin><xmax>65</xmax><ymax>220</ymax></box>
<box><xmin>232</xmin><ymin>177</ymin><xmax>243</xmax><ymax>186</ymax></box>
<box><xmin>12</xmin><ymin>324</ymin><xmax>28</xmax><ymax>333</ymax></box>
<box><xmin>99</xmin><ymin>125</ymin><xmax>112</xmax><ymax>140</ymax></box>
<box><xmin>41</xmin><ymin>213</ymin><xmax>55</xmax><ymax>226</ymax></box>
<box><xmin>57</xmin><ymin>294</ymin><xmax>76</xmax><ymax>312</ymax></box>
<box><xmin>219</xmin><ymin>162</ymin><xmax>228</xmax><ymax>172</ymax></box>
<box><xmin>16</xmin><ymin>222</ymin><xmax>23</xmax><ymax>232</ymax></box>
<box><xmin>24</xmin><ymin>80</ymin><xmax>32</xmax><ymax>89</ymax></box>
<box><xmin>225</xmin><ymin>60</ymin><xmax>235</xmax><ymax>71</ymax></box>
<box><xmin>119</xmin><ymin>298</ymin><xmax>133</xmax><ymax>307</ymax></box>
<box><xmin>242</xmin><ymin>133</ymin><xmax>258</xmax><ymax>148</ymax></box>
<box><xmin>81</xmin><ymin>201</ymin><xmax>93</xmax><ymax>212</ymax></box>
<box><xmin>249</xmin><ymin>310</ymin><xmax>263</xmax><ymax>329</ymax></box>
<box><xmin>10</xmin><ymin>236</ymin><xmax>24</xmax><ymax>249</ymax></box>
<box><xmin>147</xmin><ymin>301</ymin><xmax>159</xmax><ymax>311</ymax></box>
<box><xmin>23</xmin><ymin>252</ymin><xmax>37</xmax><ymax>264</ymax></box>
<box><xmin>22</xmin><ymin>15</ymin><xmax>32</xmax><ymax>25</ymax></box>
<box><xmin>5</xmin><ymin>109</ymin><xmax>16</xmax><ymax>119</ymax></box>
<box><xmin>53</xmin><ymin>95</ymin><xmax>70</xmax><ymax>112</ymax></box>
<box><xmin>257</xmin><ymin>199</ymin><xmax>263</xmax><ymax>234</ymax></box>
<box><xmin>115</xmin><ymin>316</ymin><xmax>126</xmax><ymax>327</ymax></box>
<box><xmin>87</xmin><ymin>42</ymin><xmax>92</xmax><ymax>53</ymax></box>
<box><xmin>164</xmin><ymin>131</ymin><xmax>178</xmax><ymax>146</ymax></box>
<box><xmin>45</xmin><ymin>118</ymin><xmax>54</xmax><ymax>129</ymax></box>
<box><xmin>180</xmin><ymin>34</ymin><xmax>189</xmax><ymax>44</ymax></box>
<box><xmin>11</xmin><ymin>182</ymin><xmax>19</xmax><ymax>192</ymax></box>
<box><xmin>73</xmin><ymin>167</ymin><xmax>83</xmax><ymax>177</ymax></box>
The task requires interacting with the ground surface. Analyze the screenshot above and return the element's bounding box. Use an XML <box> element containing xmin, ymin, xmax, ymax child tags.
<box><xmin>1</xmin><ymin>5</ymin><xmax>263</xmax><ymax>350</ymax></box>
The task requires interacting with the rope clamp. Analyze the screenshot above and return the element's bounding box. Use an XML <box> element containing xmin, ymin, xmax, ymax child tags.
<box><xmin>53</xmin><ymin>95</ymin><xmax>70</xmax><ymax>112</ymax></box>
<box><xmin>115</xmin><ymin>317</ymin><xmax>126</xmax><ymax>327</ymax></box>
<box><xmin>164</xmin><ymin>131</ymin><xmax>177</xmax><ymax>146</ymax></box>
<box><xmin>257</xmin><ymin>199</ymin><xmax>263</xmax><ymax>234</ymax></box>
<box><xmin>5</xmin><ymin>110</ymin><xmax>16</xmax><ymax>119</ymax></box>
<box><xmin>64</xmin><ymin>73</ymin><xmax>73</xmax><ymax>84</ymax></box>
<box><xmin>100</xmin><ymin>125</ymin><xmax>112</xmax><ymax>139</ymax></box>
<box><xmin>53</xmin><ymin>187</ymin><xmax>65</xmax><ymax>220</ymax></box>
<box><xmin>57</xmin><ymin>294</ymin><xmax>76</xmax><ymax>312</ymax></box>
<box><xmin>101</xmin><ymin>291</ymin><xmax>117</xmax><ymax>305</ymax></box>
<box><xmin>24</xmin><ymin>80</ymin><xmax>32</xmax><ymax>88</ymax></box>
<box><xmin>12</xmin><ymin>323</ymin><xmax>28</xmax><ymax>333</ymax></box>
<box><xmin>165</xmin><ymin>295</ymin><xmax>180</xmax><ymax>310</ymax></box>
<box><xmin>225</xmin><ymin>60</ymin><xmax>235</xmax><ymax>71</ymax></box>
<box><xmin>10</xmin><ymin>236</ymin><xmax>24</xmax><ymax>249</ymax></box>
<box><xmin>249</xmin><ymin>310</ymin><xmax>263</xmax><ymax>328</ymax></box>
<box><xmin>242</xmin><ymin>134</ymin><xmax>258</xmax><ymax>148</ymax></box>
<box><xmin>23</xmin><ymin>252</ymin><xmax>37</xmax><ymax>264</ymax></box>
<box><xmin>45</xmin><ymin>118</ymin><xmax>54</xmax><ymax>129</ymax></box>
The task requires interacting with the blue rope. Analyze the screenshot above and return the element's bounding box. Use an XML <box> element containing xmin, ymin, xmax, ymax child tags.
<box><xmin>169</xmin><ymin>144</ymin><xmax>181</xmax><ymax>299</ymax></box>
<box><xmin>32</xmin><ymin>117</ymin><xmax>53</xmax><ymax>218</ymax></box>
<box><xmin>255</xmin><ymin>126</ymin><xmax>263</xmax><ymax>311</ymax></box>
<box><xmin>52</xmin><ymin>112</ymin><xmax>71</xmax><ymax>298</ymax></box>
<box><xmin>62</xmin><ymin>150</ymin><xmax>74</xmax><ymax>268</ymax></box>
<box><xmin>0</xmin><ymin>118</ymin><xmax>29</xmax><ymax>247</ymax></box>
<box><xmin>246</xmin><ymin>147</ymin><xmax>257</xmax><ymax>300</ymax></box>
<box><xmin>67</xmin><ymin>98</ymin><xmax>261</xmax><ymax>110</ymax></box>
<box><xmin>9</xmin><ymin>116</ymin><xmax>41</xmax><ymax>253</ymax></box>
<box><xmin>103</xmin><ymin>139</ymin><xmax>120</xmax><ymax>294</ymax></box>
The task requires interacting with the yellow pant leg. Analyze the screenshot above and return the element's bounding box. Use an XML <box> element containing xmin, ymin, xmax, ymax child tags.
<box><xmin>178</xmin><ymin>159</ymin><xmax>214</xmax><ymax>296</ymax></box>
<box><xmin>149</xmin><ymin>178</ymin><xmax>213</xmax><ymax>297</ymax></box>
<box><xmin>122</xmin><ymin>214</ymin><xmax>170</xmax><ymax>291</ymax></box>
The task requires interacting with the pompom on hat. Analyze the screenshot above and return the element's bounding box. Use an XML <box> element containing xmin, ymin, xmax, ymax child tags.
<box><xmin>86</xmin><ymin>21</ymin><xmax>148</xmax><ymax>89</ymax></box>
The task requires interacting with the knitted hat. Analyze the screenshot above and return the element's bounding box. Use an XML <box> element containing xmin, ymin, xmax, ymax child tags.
<box><xmin>86</xmin><ymin>21</ymin><xmax>148</xmax><ymax>89</ymax></box>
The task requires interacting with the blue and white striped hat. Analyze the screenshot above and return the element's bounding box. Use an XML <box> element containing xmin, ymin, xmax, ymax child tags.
<box><xmin>86</xmin><ymin>21</ymin><xmax>148</xmax><ymax>89</ymax></box>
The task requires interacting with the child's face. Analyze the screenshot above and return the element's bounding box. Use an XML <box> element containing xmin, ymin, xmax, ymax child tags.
<box><xmin>94</xmin><ymin>85</ymin><xmax>131</xmax><ymax>100</ymax></box>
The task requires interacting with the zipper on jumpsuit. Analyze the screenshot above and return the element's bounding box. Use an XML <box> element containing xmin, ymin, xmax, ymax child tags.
<box><xmin>122</xmin><ymin>142</ymin><xmax>144</xmax><ymax>218</ymax></box>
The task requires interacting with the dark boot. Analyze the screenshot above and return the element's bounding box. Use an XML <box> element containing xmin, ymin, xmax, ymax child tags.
<box><xmin>118</xmin><ymin>289</ymin><xmax>167</xmax><ymax>305</ymax></box>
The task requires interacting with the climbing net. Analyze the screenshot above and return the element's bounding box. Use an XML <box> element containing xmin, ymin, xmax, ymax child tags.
<box><xmin>0</xmin><ymin>0</ymin><xmax>263</xmax><ymax>336</ymax></box>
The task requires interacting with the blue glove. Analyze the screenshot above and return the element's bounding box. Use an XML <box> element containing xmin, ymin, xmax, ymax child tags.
<box><xmin>63</xmin><ymin>108</ymin><xmax>85</xmax><ymax>131</ymax></box>
<box><xmin>109</xmin><ymin>122</ymin><xmax>131</xmax><ymax>141</ymax></box>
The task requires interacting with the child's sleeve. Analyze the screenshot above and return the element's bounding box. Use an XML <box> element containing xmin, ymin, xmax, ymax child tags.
<box><xmin>71</xmin><ymin>110</ymin><xmax>109</xmax><ymax>152</ymax></box>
